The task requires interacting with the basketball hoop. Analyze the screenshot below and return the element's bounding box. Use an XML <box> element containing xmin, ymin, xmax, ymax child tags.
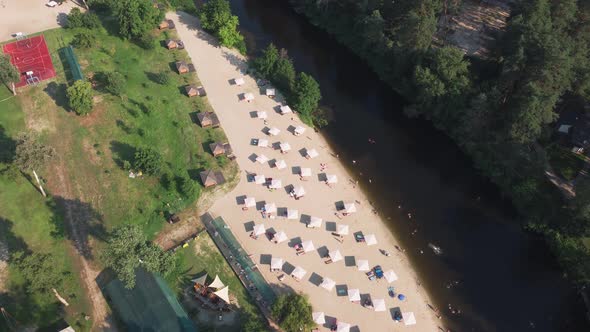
<box><xmin>26</xmin><ymin>71</ymin><xmax>40</xmax><ymax>86</ymax></box>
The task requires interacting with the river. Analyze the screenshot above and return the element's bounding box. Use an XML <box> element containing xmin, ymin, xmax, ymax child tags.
<box><xmin>225</xmin><ymin>0</ymin><xmax>590</xmax><ymax>331</ymax></box>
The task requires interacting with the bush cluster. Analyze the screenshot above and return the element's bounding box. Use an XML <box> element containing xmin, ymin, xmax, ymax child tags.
<box><xmin>66</xmin><ymin>8</ymin><xmax>101</xmax><ymax>29</ymax></box>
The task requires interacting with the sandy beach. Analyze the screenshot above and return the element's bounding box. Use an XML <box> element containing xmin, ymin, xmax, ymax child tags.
<box><xmin>169</xmin><ymin>11</ymin><xmax>440</xmax><ymax>331</ymax></box>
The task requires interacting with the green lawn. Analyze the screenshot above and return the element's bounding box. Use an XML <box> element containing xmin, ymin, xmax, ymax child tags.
<box><xmin>547</xmin><ymin>144</ymin><xmax>586</xmax><ymax>181</ymax></box>
<box><xmin>167</xmin><ymin>232</ymin><xmax>264</xmax><ymax>331</ymax></box>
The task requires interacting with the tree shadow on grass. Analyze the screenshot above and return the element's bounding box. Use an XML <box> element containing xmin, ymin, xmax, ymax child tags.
<box><xmin>0</xmin><ymin>125</ymin><xmax>16</xmax><ymax>164</ymax></box>
<box><xmin>110</xmin><ymin>141</ymin><xmax>136</xmax><ymax>169</ymax></box>
<box><xmin>43</xmin><ymin>81</ymin><xmax>69</xmax><ymax>110</ymax></box>
<box><xmin>0</xmin><ymin>217</ymin><xmax>30</xmax><ymax>258</ymax></box>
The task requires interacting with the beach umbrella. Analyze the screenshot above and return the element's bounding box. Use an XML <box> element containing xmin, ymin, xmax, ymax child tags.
<box><xmin>266</xmin><ymin>88</ymin><xmax>275</xmax><ymax>97</ymax></box>
<box><xmin>320</xmin><ymin>277</ymin><xmax>335</xmax><ymax>291</ymax></box>
<box><xmin>280</xmin><ymin>105</ymin><xmax>292</xmax><ymax>114</ymax></box>
<box><xmin>234</xmin><ymin>77</ymin><xmax>244</xmax><ymax>85</ymax></box>
<box><xmin>270</xmin><ymin>257</ymin><xmax>284</xmax><ymax>270</ymax></box>
<box><xmin>343</xmin><ymin>202</ymin><xmax>357</xmax><ymax>214</ymax></box>
<box><xmin>397</xmin><ymin>294</ymin><xmax>405</xmax><ymax>301</ymax></box>
<box><xmin>336</xmin><ymin>321</ymin><xmax>351</xmax><ymax>332</ymax></box>
<box><xmin>291</xmin><ymin>266</ymin><xmax>307</xmax><ymax>280</ymax></box>
<box><xmin>254</xmin><ymin>174</ymin><xmax>266</xmax><ymax>184</ymax></box>
<box><xmin>402</xmin><ymin>312</ymin><xmax>416</xmax><ymax>326</ymax></box>
<box><xmin>244</xmin><ymin>196</ymin><xmax>256</xmax><ymax>208</ymax></box>
<box><xmin>279</xmin><ymin>142</ymin><xmax>291</xmax><ymax>153</ymax></box>
<box><xmin>336</xmin><ymin>224</ymin><xmax>349</xmax><ymax>236</ymax></box>
<box><xmin>208</xmin><ymin>275</ymin><xmax>225</xmax><ymax>289</ymax></box>
<box><xmin>357</xmin><ymin>259</ymin><xmax>370</xmax><ymax>271</ymax></box>
<box><xmin>276</xmin><ymin>159</ymin><xmax>287</xmax><ymax>170</ymax></box>
<box><xmin>348</xmin><ymin>288</ymin><xmax>360</xmax><ymax>302</ymax></box>
<box><xmin>244</xmin><ymin>92</ymin><xmax>254</xmax><ymax>101</ymax></box>
<box><xmin>384</xmin><ymin>269</ymin><xmax>398</xmax><ymax>283</ymax></box>
<box><xmin>308</xmin><ymin>216</ymin><xmax>322</xmax><ymax>228</ymax></box>
<box><xmin>293</xmin><ymin>186</ymin><xmax>305</xmax><ymax>197</ymax></box>
<box><xmin>213</xmin><ymin>286</ymin><xmax>230</xmax><ymax>303</ymax></box>
<box><xmin>302</xmin><ymin>240</ymin><xmax>315</xmax><ymax>252</ymax></box>
<box><xmin>373</xmin><ymin>298</ymin><xmax>386</xmax><ymax>312</ymax></box>
<box><xmin>300</xmin><ymin>167</ymin><xmax>312</xmax><ymax>177</ymax></box>
<box><xmin>257</xmin><ymin>111</ymin><xmax>268</xmax><ymax>119</ymax></box>
<box><xmin>328</xmin><ymin>249</ymin><xmax>343</xmax><ymax>262</ymax></box>
<box><xmin>327</xmin><ymin>174</ymin><xmax>338</xmax><ymax>184</ymax></box>
<box><xmin>256</xmin><ymin>154</ymin><xmax>269</xmax><ymax>164</ymax></box>
<box><xmin>257</xmin><ymin>138</ymin><xmax>269</xmax><ymax>148</ymax></box>
<box><xmin>287</xmin><ymin>209</ymin><xmax>299</xmax><ymax>220</ymax></box>
<box><xmin>273</xmin><ymin>230</ymin><xmax>287</xmax><ymax>243</ymax></box>
<box><xmin>365</xmin><ymin>234</ymin><xmax>377</xmax><ymax>246</ymax></box>
<box><xmin>269</xmin><ymin>127</ymin><xmax>281</xmax><ymax>136</ymax></box>
<box><xmin>306</xmin><ymin>148</ymin><xmax>319</xmax><ymax>159</ymax></box>
<box><xmin>253</xmin><ymin>224</ymin><xmax>265</xmax><ymax>236</ymax></box>
<box><xmin>312</xmin><ymin>312</ymin><xmax>326</xmax><ymax>324</ymax></box>
<box><xmin>264</xmin><ymin>202</ymin><xmax>277</xmax><ymax>213</ymax></box>
<box><xmin>294</xmin><ymin>125</ymin><xmax>306</xmax><ymax>135</ymax></box>
<box><xmin>269</xmin><ymin>179</ymin><xmax>282</xmax><ymax>189</ymax></box>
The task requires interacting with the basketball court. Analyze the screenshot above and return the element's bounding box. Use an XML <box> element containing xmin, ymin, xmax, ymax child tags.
<box><xmin>2</xmin><ymin>35</ymin><xmax>56</xmax><ymax>88</ymax></box>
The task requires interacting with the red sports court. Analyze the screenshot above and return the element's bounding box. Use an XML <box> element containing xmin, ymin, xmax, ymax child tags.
<box><xmin>2</xmin><ymin>35</ymin><xmax>56</xmax><ymax>88</ymax></box>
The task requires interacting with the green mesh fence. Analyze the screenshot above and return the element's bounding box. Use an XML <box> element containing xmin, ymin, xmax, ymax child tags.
<box><xmin>103</xmin><ymin>268</ymin><xmax>197</xmax><ymax>332</ymax></box>
<box><xmin>63</xmin><ymin>45</ymin><xmax>84</xmax><ymax>81</ymax></box>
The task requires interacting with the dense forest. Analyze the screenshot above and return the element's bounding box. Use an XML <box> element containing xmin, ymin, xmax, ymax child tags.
<box><xmin>289</xmin><ymin>0</ymin><xmax>590</xmax><ymax>284</ymax></box>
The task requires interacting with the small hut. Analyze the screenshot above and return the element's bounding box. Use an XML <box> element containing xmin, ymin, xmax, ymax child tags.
<box><xmin>159</xmin><ymin>19</ymin><xmax>175</xmax><ymax>30</ymax></box>
<box><xmin>209</xmin><ymin>142</ymin><xmax>232</xmax><ymax>157</ymax></box>
<box><xmin>186</xmin><ymin>85</ymin><xmax>207</xmax><ymax>97</ymax></box>
<box><xmin>200</xmin><ymin>170</ymin><xmax>225</xmax><ymax>187</ymax></box>
<box><xmin>165</xmin><ymin>39</ymin><xmax>178</xmax><ymax>49</ymax></box>
<box><xmin>197</xmin><ymin>112</ymin><xmax>220</xmax><ymax>128</ymax></box>
<box><xmin>175</xmin><ymin>61</ymin><xmax>190</xmax><ymax>74</ymax></box>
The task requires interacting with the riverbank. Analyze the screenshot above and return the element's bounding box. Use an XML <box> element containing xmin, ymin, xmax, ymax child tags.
<box><xmin>169</xmin><ymin>11</ymin><xmax>441</xmax><ymax>331</ymax></box>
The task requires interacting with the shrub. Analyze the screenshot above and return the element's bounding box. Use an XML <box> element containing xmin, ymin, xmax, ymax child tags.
<box><xmin>113</xmin><ymin>0</ymin><xmax>164</xmax><ymax>39</ymax></box>
<box><xmin>133</xmin><ymin>147</ymin><xmax>163</xmax><ymax>175</ymax></box>
<box><xmin>72</xmin><ymin>31</ymin><xmax>96</xmax><ymax>49</ymax></box>
<box><xmin>82</xmin><ymin>12</ymin><xmax>102</xmax><ymax>29</ymax></box>
<box><xmin>153</xmin><ymin>72</ymin><xmax>169</xmax><ymax>85</ymax></box>
<box><xmin>177</xmin><ymin>173</ymin><xmax>199</xmax><ymax>199</ymax></box>
<box><xmin>66</xmin><ymin>80</ymin><xmax>93</xmax><ymax>115</ymax></box>
<box><xmin>104</xmin><ymin>71</ymin><xmax>125</xmax><ymax>96</ymax></box>
<box><xmin>271</xmin><ymin>293</ymin><xmax>315</xmax><ymax>332</ymax></box>
<box><xmin>66</xmin><ymin>8</ymin><xmax>85</xmax><ymax>28</ymax></box>
<box><xmin>135</xmin><ymin>32</ymin><xmax>156</xmax><ymax>50</ymax></box>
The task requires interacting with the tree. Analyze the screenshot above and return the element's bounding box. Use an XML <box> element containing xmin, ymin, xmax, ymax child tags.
<box><xmin>112</xmin><ymin>0</ymin><xmax>164</xmax><ymax>39</ymax></box>
<box><xmin>67</xmin><ymin>80</ymin><xmax>94</xmax><ymax>115</ymax></box>
<box><xmin>104</xmin><ymin>71</ymin><xmax>125</xmax><ymax>96</ymax></box>
<box><xmin>271</xmin><ymin>293</ymin><xmax>315</xmax><ymax>332</ymax></box>
<box><xmin>72</xmin><ymin>30</ymin><xmax>97</xmax><ymax>49</ymax></box>
<box><xmin>101</xmin><ymin>224</ymin><xmax>175</xmax><ymax>288</ymax></box>
<box><xmin>67</xmin><ymin>8</ymin><xmax>101</xmax><ymax>29</ymax></box>
<box><xmin>272</xmin><ymin>55</ymin><xmax>296</xmax><ymax>92</ymax></box>
<box><xmin>0</xmin><ymin>53</ymin><xmax>20</xmax><ymax>95</ymax></box>
<box><xmin>133</xmin><ymin>147</ymin><xmax>163</xmax><ymax>175</ymax></box>
<box><xmin>291</xmin><ymin>72</ymin><xmax>321</xmax><ymax>119</ymax></box>
<box><xmin>14</xmin><ymin>133</ymin><xmax>55</xmax><ymax>172</ymax></box>
<box><xmin>12</xmin><ymin>251</ymin><xmax>69</xmax><ymax>295</ymax></box>
<box><xmin>198</xmin><ymin>0</ymin><xmax>245</xmax><ymax>50</ymax></box>
<box><xmin>253</xmin><ymin>43</ymin><xmax>279</xmax><ymax>77</ymax></box>
<box><xmin>177</xmin><ymin>173</ymin><xmax>199</xmax><ymax>199</ymax></box>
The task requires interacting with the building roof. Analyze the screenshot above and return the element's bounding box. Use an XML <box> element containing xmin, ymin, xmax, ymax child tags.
<box><xmin>200</xmin><ymin>170</ymin><xmax>225</xmax><ymax>186</ymax></box>
<box><xmin>197</xmin><ymin>112</ymin><xmax>220</xmax><ymax>127</ymax></box>
<box><xmin>176</xmin><ymin>61</ymin><xmax>189</xmax><ymax>72</ymax></box>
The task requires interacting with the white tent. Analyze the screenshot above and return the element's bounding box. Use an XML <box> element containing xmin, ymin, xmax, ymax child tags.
<box><xmin>269</xmin><ymin>179</ymin><xmax>282</xmax><ymax>189</ymax></box>
<box><xmin>365</xmin><ymin>234</ymin><xmax>377</xmax><ymax>246</ymax></box>
<box><xmin>256</xmin><ymin>154</ymin><xmax>269</xmax><ymax>164</ymax></box>
<box><xmin>270</xmin><ymin>257</ymin><xmax>284</xmax><ymax>270</ymax></box>
<box><xmin>254</xmin><ymin>174</ymin><xmax>266</xmax><ymax>184</ymax></box>
<box><xmin>234</xmin><ymin>77</ymin><xmax>245</xmax><ymax>85</ymax></box>
<box><xmin>213</xmin><ymin>286</ymin><xmax>230</xmax><ymax>303</ymax></box>
<box><xmin>336</xmin><ymin>322</ymin><xmax>351</xmax><ymax>332</ymax></box>
<box><xmin>269</xmin><ymin>127</ymin><xmax>280</xmax><ymax>136</ymax></box>
<box><xmin>291</xmin><ymin>266</ymin><xmax>307</xmax><ymax>280</ymax></box>
<box><xmin>300</xmin><ymin>167</ymin><xmax>312</xmax><ymax>177</ymax></box>
<box><xmin>257</xmin><ymin>111</ymin><xmax>267</xmax><ymax>119</ymax></box>
<box><xmin>280</xmin><ymin>105</ymin><xmax>292</xmax><ymax>114</ymax></box>
<box><xmin>244</xmin><ymin>196</ymin><xmax>256</xmax><ymax>208</ymax></box>
<box><xmin>253</xmin><ymin>224</ymin><xmax>265</xmax><ymax>236</ymax></box>
<box><xmin>294</xmin><ymin>126</ymin><xmax>306</xmax><ymax>135</ymax></box>
<box><xmin>208</xmin><ymin>275</ymin><xmax>224</xmax><ymax>289</ymax></box>
<box><xmin>348</xmin><ymin>288</ymin><xmax>360</xmax><ymax>302</ymax></box>
<box><xmin>357</xmin><ymin>259</ymin><xmax>370</xmax><ymax>271</ymax></box>
<box><xmin>293</xmin><ymin>186</ymin><xmax>305</xmax><ymax>197</ymax></box>
<box><xmin>266</xmin><ymin>88</ymin><xmax>275</xmax><ymax>97</ymax></box>
<box><xmin>279</xmin><ymin>142</ymin><xmax>291</xmax><ymax>152</ymax></box>
<box><xmin>307</xmin><ymin>216</ymin><xmax>322</xmax><ymax>228</ymax></box>
<box><xmin>306</xmin><ymin>148</ymin><xmax>319</xmax><ymax>158</ymax></box>
<box><xmin>287</xmin><ymin>209</ymin><xmax>299</xmax><ymax>220</ymax></box>
<box><xmin>257</xmin><ymin>139</ymin><xmax>269</xmax><ymax>148</ymax></box>
<box><xmin>302</xmin><ymin>240</ymin><xmax>315</xmax><ymax>252</ymax></box>
<box><xmin>384</xmin><ymin>269</ymin><xmax>398</xmax><ymax>283</ymax></box>
<box><xmin>264</xmin><ymin>202</ymin><xmax>277</xmax><ymax>213</ymax></box>
<box><xmin>344</xmin><ymin>202</ymin><xmax>357</xmax><ymax>213</ymax></box>
<box><xmin>373</xmin><ymin>298</ymin><xmax>386</xmax><ymax>312</ymax></box>
<box><xmin>336</xmin><ymin>224</ymin><xmax>349</xmax><ymax>236</ymax></box>
<box><xmin>327</xmin><ymin>174</ymin><xmax>338</xmax><ymax>184</ymax></box>
<box><xmin>191</xmin><ymin>273</ymin><xmax>208</xmax><ymax>286</ymax></box>
<box><xmin>276</xmin><ymin>159</ymin><xmax>287</xmax><ymax>170</ymax></box>
<box><xmin>328</xmin><ymin>249</ymin><xmax>343</xmax><ymax>262</ymax></box>
<box><xmin>273</xmin><ymin>230</ymin><xmax>287</xmax><ymax>243</ymax></box>
<box><xmin>320</xmin><ymin>277</ymin><xmax>335</xmax><ymax>291</ymax></box>
<box><xmin>244</xmin><ymin>92</ymin><xmax>254</xmax><ymax>101</ymax></box>
<box><xmin>312</xmin><ymin>311</ymin><xmax>326</xmax><ymax>324</ymax></box>
<box><xmin>402</xmin><ymin>312</ymin><xmax>416</xmax><ymax>326</ymax></box>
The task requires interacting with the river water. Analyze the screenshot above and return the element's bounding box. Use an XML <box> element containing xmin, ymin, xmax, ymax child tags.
<box><xmin>226</xmin><ymin>0</ymin><xmax>590</xmax><ymax>331</ymax></box>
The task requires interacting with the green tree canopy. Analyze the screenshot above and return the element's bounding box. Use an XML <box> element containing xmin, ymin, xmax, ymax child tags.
<box><xmin>104</xmin><ymin>71</ymin><xmax>125</xmax><ymax>96</ymax></box>
<box><xmin>12</xmin><ymin>251</ymin><xmax>70</xmax><ymax>295</ymax></box>
<box><xmin>67</xmin><ymin>80</ymin><xmax>94</xmax><ymax>115</ymax></box>
<box><xmin>72</xmin><ymin>30</ymin><xmax>97</xmax><ymax>49</ymax></box>
<box><xmin>271</xmin><ymin>54</ymin><xmax>296</xmax><ymax>92</ymax></box>
<box><xmin>291</xmin><ymin>72</ymin><xmax>321</xmax><ymax>120</ymax></box>
<box><xmin>14</xmin><ymin>132</ymin><xmax>55</xmax><ymax>172</ymax></box>
<box><xmin>101</xmin><ymin>224</ymin><xmax>175</xmax><ymax>288</ymax></box>
<box><xmin>198</xmin><ymin>0</ymin><xmax>245</xmax><ymax>50</ymax></box>
<box><xmin>253</xmin><ymin>43</ymin><xmax>279</xmax><ymax>77</ymax></box>
<box><xmin>271</xmin><ymin>293</ymin><xmax>315</xmax><ymax>332</ymax></box>
<box><xmin>0</xmin><ymin>53</ymin><xmax>20</xmax><ymax>95</ymax></box>
<box><xmin>133</xmin><ymin>146</ymin><xmax>163</xmax><ymax>175</ymax></box>
<box><xmin>113</xmin><ymin>0</ymin><xmax>163</xmax><ymax>39</ymax></box>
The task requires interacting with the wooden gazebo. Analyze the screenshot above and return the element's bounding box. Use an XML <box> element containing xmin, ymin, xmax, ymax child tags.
<box><xmin>165</xmin><ymin>39</ymin><xmax>184</xmax><ymax>50</ymax></box>
<box><xmin>200</xmin><ymin>170</ymin><xmax>226</xmax><ymax>187</ymax></box>
<box><xmin>175</xmin><ymin>61</ymin><xmax>189</xmax><ymax>74</ymax></box>
<box><xmin>185</xmin><ymin>85</ymin><xmax>206</xmax><ymax>97</ymax></box>
<box><xmin>159</xmin><ymin>19</ymin><xmax>175</xmax><ymax>30</ymax></box>
<box><xmin>197</xmin><ymin>112</ymin><xmax>220</xmax><ymax>128</ymax></box>
<box><xmin>209</xmin><ymin>142</ymin><xmax>233</xmax><ymax>157</ymax></box>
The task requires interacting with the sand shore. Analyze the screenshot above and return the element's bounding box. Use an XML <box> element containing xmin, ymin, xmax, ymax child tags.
<box><xmin>169</xmin><ymin>11</ymin><xmax>440</xmax><ymax>331</ymax></box>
